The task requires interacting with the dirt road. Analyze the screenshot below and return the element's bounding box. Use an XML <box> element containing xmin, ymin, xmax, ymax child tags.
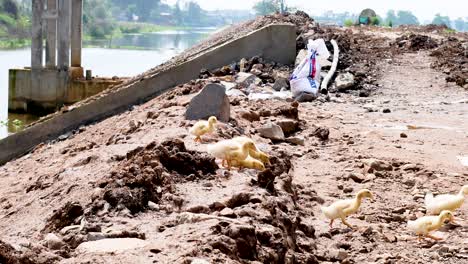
<box><xmin>0</xmin><ymin>17</ymin><xmax>467</xmax><ymax>264</ymax></box>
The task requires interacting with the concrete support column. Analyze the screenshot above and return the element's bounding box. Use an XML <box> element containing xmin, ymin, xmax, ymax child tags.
<box><xmin>31</xmin><ymin>0</ymin><xmax>45</xmax><ymax>69</ymax></box>
<box><xmin>57</xmin><ymin>0</ymin><xmax>71</xmax><ymax>70</ymax></box>
<box><xmin>71</xmin><ymin>0</ymin><xmax>82</xmax><ymax>67</ymax></box>
<box><xmin>45</xmin><ymin>0</ymin><xmax>57</xmax><ymax>68</ymax></box>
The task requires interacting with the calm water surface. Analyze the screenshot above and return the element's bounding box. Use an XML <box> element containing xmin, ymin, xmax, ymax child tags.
<box><xmin>0</xmin><ymin>29</ymin><xmax>212</xmax><ymax>139</ymax></box>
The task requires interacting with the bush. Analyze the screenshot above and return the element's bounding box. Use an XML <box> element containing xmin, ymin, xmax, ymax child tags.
<box><xmin>344</xmin><ymin>19</ymin><xmax>354</xmax><ymax>27</ymax></box>
<box><xmin>388</xmin><ymin>20</ymin><xmax>393</xmax><ymax>27</ymax></box>
<box><xmin>370</xmin><ymin>16</ymin><xmax>380</xmax><ymax>26</ymax></box>
<box><xmin>0</xmin><ymin>13</ymin><xmax>16</xmax><ymax>27</ymax></box>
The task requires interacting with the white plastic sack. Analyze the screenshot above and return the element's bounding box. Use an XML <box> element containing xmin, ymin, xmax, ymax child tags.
<box><xmin>290</xmin><ymin>39</ymin><xmax>330</xmax><ymax>97</ymax></box>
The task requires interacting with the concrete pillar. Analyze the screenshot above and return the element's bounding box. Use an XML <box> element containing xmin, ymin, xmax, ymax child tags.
<box><xmin>31</xmin><ymin>0</ymin><xmax>45</xmax><ymax>69</ymax></box>
<box><xmin>45</xmin><ymin>0</ymin><xmax>57</xmax><ymax>68</ymax></box>
<box><xmin>57</xmin><ymin>0</ymin><xmax>71</xmax><ymax>70</ymax></box>
<box><xmin>71</xmin><ymin>0</ymin><xmax>82</xmax><ymax>67</ymax></box>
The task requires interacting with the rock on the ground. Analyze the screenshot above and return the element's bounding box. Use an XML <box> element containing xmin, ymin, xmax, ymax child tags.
<box><xmin>347</xmin><ymin>172</ymin><xmax>365</xmax><ymax>183</ymax></box>
<box><xmin>191</xmin><ymin>259</ymin><xmax>210</xmax><ymax>264</ymax></box>
<box><xmin>226</xmin><ymin>88</ymin><xmax>246</xmax><ymax>97</ymax></box>
<box><xmin>235</xmin><ymin>72</ymin><xmax>262</xmax><ymax>88</ymax></box>
<box><xmin>258</xmin><ymin>123</ymin><xmax>285</xmax><ymax>141</ymax></box>
<box><xmin>44</xmin><ymin>233</ymin><xmax>65</xmax><ymax>250</ymax></box>
<box><xmin>365</xmin><ymin>159</ymin><xmax>393</xmax><ymax>171</ymax></box>
<box><xmin>275</xmin><ymin>119</ymin><xmax>299</xmax><ymax>135</ymax></box>
<box><xmin>239</xmin><ymin>110</ymin><xmax>260</xmax><ymax>122</ymax></box>
<box><xmin>286</xmin><ymin>136</ymin><xmax>305</xmax><ymax>146</ymax></box>
<box><xmin>335</xmin><ymin>73</ymin><xmax>355</xmax><ymax>91</ymax></box>
<box><xmin>185</xmin><ymin>83</ymin><xmax>230</xmax><ymax>122</ymax></box>
<box><xmin>76</xmin><ymin>238</ymin><xmax>149</xmax><ymax>254</ymax></box>
<box><xmin>363</xmin><ymin>104</ymin><xmax>379</xmax><ymax>112</ymax></box>
<box><xmin>273</xmin><ymin>78</ymin><xmax>290</xmax><ymax>91</ymax></box>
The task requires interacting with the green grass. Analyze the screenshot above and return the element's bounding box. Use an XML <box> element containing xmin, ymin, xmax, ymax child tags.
<box><xmin>117</xmin><ymin>22</ymin><xmax>189</xmax><ymax>34</ymax></box>
<box><xmin>0</xmin><ymin>13</ymin><xmax>16</xmax><ymax>27</ymax></box>
<box><xmin>344</xmin><ymin>19</ymin><xmax>354</xmax><ymax>27</ymax></box>
<box><xmin>0</xmin><ymin>38</ymin><xmax>30</xmax><ymax>49</ymax></box>
<box><xmin>443</xmin><ymin>28</ymin><xmax>456</xmax><ymax>34</ymax></box>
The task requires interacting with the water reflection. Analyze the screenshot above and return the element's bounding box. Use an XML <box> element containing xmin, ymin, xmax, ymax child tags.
<box><xmin>0</xmin><ymin>29</ymin><xmax>213</xmax><ymax>139</ymax></box>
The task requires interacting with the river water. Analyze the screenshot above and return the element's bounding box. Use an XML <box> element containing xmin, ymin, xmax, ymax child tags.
<box><xmin>0</xmin><ymin>29</ymin><xmax>212</xmax><ymax>139</ymax></box>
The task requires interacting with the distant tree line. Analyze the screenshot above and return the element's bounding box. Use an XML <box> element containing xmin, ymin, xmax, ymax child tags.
<box><xmin>0</xmin><ymin>0</ymin><xmax>30</xmax><ymax>38</ymax></box>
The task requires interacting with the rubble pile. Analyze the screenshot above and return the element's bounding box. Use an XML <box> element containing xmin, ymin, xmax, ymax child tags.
<box><xmin>430</xmin><ymin>38</ymin><xmax>468</xmax><ymax>89</ymax></box>
<box><xmin>394</xmin><ymin>34</ymin><xmax>439</xmax><ymax>51</ymax></box>
<box><xmin>95</xmin><ymin>139</ymin><xmax>218</xmax><ymax>214</ymax></box>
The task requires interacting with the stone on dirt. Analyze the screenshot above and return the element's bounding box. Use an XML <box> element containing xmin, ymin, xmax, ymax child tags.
<box><xmin>235</xmin><ymin>72</ymin><xmax>262</xmax><ymax>88</ymax></box>
<box><xmin>335</xmin><ymin>73</ymin><xmax>355</xmax><ymax>91</ymax></box>
<box><xmin>286</xmin><ymin>136</ymin><xmax>305</xmax><ymax>146</ymax></box>
<box><xmin>185</xmin><ymin>83</ymin><xmax>231</xmax><ymax>122</ymax></box>
<box><xmin>273</xmin><ymin>78</ymin><xmax>290</xmax><ymax>91</ymax></box>
<box><xmin>239</xmin><ymin>110</ymin><xmax>260</xmax><ymax>122</ymax></box>
<box><xmin>76</xmin><ymin>238</ymin><xmax>149</xmax><ymax>254</ymax></box>
<box><xmin>258</xmin><ymin>123</ymin><xmax>285</xmax><ymax>141</ymax></box>
<box><xmin>275</xmin><ymin>119</ymin><xmax>299</xmax><ymax>135</ymax></box>
<box><xmin>44</xmin><ymin>233</ymin><xmax>65</xmax><ymax>250</ymax></box>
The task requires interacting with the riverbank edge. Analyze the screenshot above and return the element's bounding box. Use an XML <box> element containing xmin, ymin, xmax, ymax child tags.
<box><xmin>0</xmin><ymin>22</ymin><xmax>194</xmax><ymax>50</ymax></box>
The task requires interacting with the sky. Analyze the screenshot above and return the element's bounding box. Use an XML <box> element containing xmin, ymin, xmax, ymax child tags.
<box><xmin>163</xmin><ymin>0</ymin><xmax>468</xmax><ymax>22</ymax></box>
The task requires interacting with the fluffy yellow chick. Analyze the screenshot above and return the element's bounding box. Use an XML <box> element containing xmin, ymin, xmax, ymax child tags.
<box><xmin>189</xmin><ymin>116</ymin><xmax>217</xmax><ymax>142</ymax></box>
<box><xmin>407</xmin><ymin>210</ymin><xmax>454</xmax><ymax>241</ymax></box>
<box><xmin>425</xmin><ymin>185</ymin><xmax>468</xmax><ymax>215</ymax></box>
<box><xmin>207</xmin><ymin>140</ymin><xmax>256</xmax><ymax>170</ymax></box>
<box><xmin>232</xmin><ymin>136</ymin><xmax>270</xmax><ymax>165</ymax></box>
<box><xmin>321</xmin><ymin>189</ymin><xmax>374</xmax><ymax>229</ymax></box>
<box><xmin>231</xmin><ymin>156</ymin><xmax>265</xmax><ymax>171</ymax></box>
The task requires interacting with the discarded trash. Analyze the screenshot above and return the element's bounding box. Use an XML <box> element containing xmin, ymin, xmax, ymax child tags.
<box><xmin>290</xmin><ymin>39</ymin><xmax>330</xmax><ymax>98</ymax></box>
<box><xmin>457</xmin><ymin>156</ymin><xmax>468</xmax><ymax>167</ymax></box>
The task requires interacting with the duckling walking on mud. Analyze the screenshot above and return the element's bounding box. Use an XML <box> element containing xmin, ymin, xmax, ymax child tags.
<box><xmin>407</xmin><ymin>210</ymin><xmax>455</xmax><ymax>241</ymax></box>
<box><xmin>232</xmin><ymin>136</ymin><xmax>270</xmax><ymax>165</ymax></box>
<box><xmin>425</xmin><ymin>185</ymin><xmax>468</xmax><ymax>215</ymax></box>
<box><xmin>321</xmin><ymin>189</ymin><xmax>374</xmax><ymax>229</ymax></box>
<box><xmin>207</xmin><ymin>139</ymin><xmax>256</xmax><ymax>170</ymax></box>
<box><xmin>189</xmin><ymin>116</ymin><xmax>217</xmax><ymax>143</ymax></box>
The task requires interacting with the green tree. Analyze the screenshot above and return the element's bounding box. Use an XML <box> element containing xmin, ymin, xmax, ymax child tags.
<box><xmin>83</xmin><ymin>0</ymin><xmax>116</xmax><ymax>38</ymax></box>
<box><xmin>454</xmin><ymin>18</ymin><xmax>465</xmax><ymax>31</ymax></box>
<box><xmin>370</xmin><ymin>16</ymin><xmax>380</xmax><ymax>26</ymax></box>
<box><xmin>432</xmin><ymin>13</ymin><xmax>451</xmax><ymax>27</ymax></box>
<box><xmin>397</xmin><ymin>10</ymin><xmax>419</xmax><ymax>25</ymax></box>
<box><xmin>173</xmin><ymin>1</ymin><xmax>183</xmax><ymax>25</ymax></box>
<box><xmin>253</xmin><ymin>0</ymin><xmax>278</xmax><ymax>15</ymax></box>
<box><xmin>385</xmin><ymin>10</ymin><xmax>397</xmax><ymax>26</ymax></box>
<box><xmin>344</xmin><ymin>19</ymin><xmax>354</xmax><ymax>27</ymax></box>
<box><xmin>0</xmin><ymin>0</ymin><xmax>19</xmax><ymax>18</ymax></box>
<box><xmin>186</xmin><ymin>1</ymin><xmax>202</xmax><ymax>25</ymax></box>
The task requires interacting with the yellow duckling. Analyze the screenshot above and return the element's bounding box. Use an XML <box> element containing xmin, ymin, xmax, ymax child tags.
<box><xmin>189</xmin><ymin>116</ymin><xmax>217</xmax><ymax>142</ymax></box>
<box><xmin>231</xmin><ymin>156</ymin><xmax>266</xmax><ymax>171</ymax></box>
<box><xmin>321</xmin><ymin>189</ymin><xmax>374</xmax><ymax>229</ymax></box>
<box><xmin>207</xmin><ymin>140</ymin><xmax>256</xmax><ymax>170</ymax></box>
<box><xmin>232</xmin><ymin>136</ymin><xmax>270</xmax><ymax>165</ymax></box>
<box><xmin>425</xmin><ymin>185</ymin><xmax>468</xmax><ymax>215</ymax></box>
<box><xmin>407</xmin><ymin>210</ymin><xmax>454</xmax><ymax>241</ymax></box>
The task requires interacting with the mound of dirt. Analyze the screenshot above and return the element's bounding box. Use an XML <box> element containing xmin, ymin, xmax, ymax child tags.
<box><xmin>0</xmin><ymin>241</ymin><xmax>36</xmax><ymax>264</ymax></box>
<box><xmin>394</xmin><ymin>34</ymin><xmax>439</xmax><ymax>51</ymax></box>
<box><xmin>430</xmin><ymin>38</ymin><xmax>468</xmax><ymax>88</ymax></box>
<box><xmin>43</xmin><ymin>202</ymin><xmax>84</xmax><ymax>233</ymax></box>
<box><xmin>98</xmin><ymin>139</ymin><xmax>218</xmax><ymax>214</ymax></box>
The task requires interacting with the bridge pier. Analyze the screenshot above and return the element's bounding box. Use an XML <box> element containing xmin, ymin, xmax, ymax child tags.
<box><xmin>45</xmin><ymin>0</ymin><xmax>57</xmax><ymax>68</ymax></box>
<box><xmin>8</xmin><ymin>0</ymin><xmax>121</xmax><ymax>114</ymax></box>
